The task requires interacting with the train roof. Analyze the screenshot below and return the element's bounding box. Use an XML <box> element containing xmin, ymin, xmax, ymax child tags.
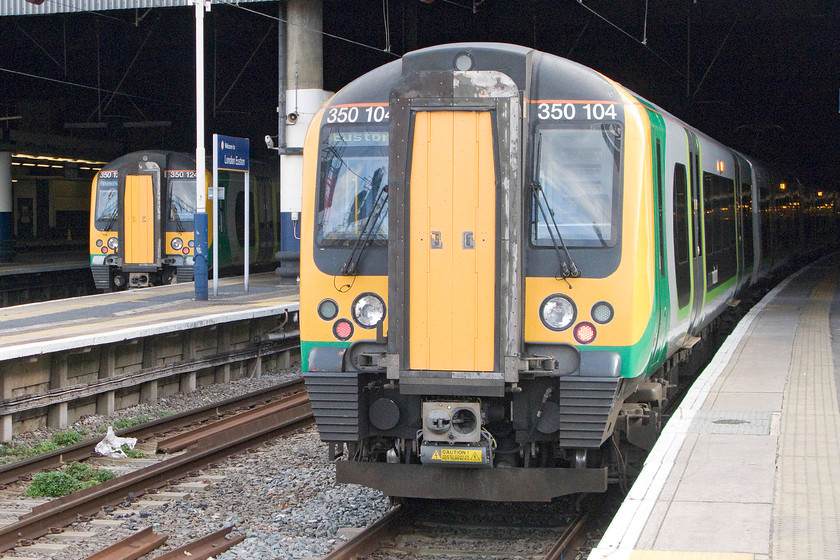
<box><xmin>101</xmin><ymin>150</ymin><xmax>196</xmax><ymax>171</ymax></box>
<box><xmin>325</xmin><ymin>43</ymin><xmax>779</xmax><ymax>182</ymax></box>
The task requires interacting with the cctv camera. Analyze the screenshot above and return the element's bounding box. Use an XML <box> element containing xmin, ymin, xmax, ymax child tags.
<box><xmin>265</xmin><ymin>135</ymin><xmax>275</xmax><ymax>149</ymax></box>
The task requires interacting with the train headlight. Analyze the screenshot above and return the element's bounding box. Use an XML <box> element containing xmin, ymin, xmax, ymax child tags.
<box><xmin>171</xmin><ymin>238</ymin><xmax>184</xmax><ymax>251</ymax></box>
<box><xmin>107</xmin><ymin>237</ymin><xmax>119</xmax><ymax>250</ymax></box>
<box><xmin>95</xmin><ymin>239</ymin><xmax>103</xmax><ymax>248</ymax></box>
<box><xmin>352</xmin><ymin>293</ymin><xmax>386</xmax><ymax>329</ymax></box>
<box><xmin>540</xmin><ymin>294</ymin><xmax>576</xmax><ymax>331</ymax></box>
<box><xmin>591</xmin><ymin>301</ymin><xmax>615</xmax><ymax>324</ymax></box>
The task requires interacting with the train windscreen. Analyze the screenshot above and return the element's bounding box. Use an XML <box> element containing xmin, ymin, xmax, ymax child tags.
<box><xmin>316</xmin><ymin>125</ymin><xmax>389</xmax><ymax>247</ymax></box>
<box><xmin>532</xmin><ymin>124</ymin><xmax>622</xmax><ymax>248</ymax></box>
<box><xmin>94</xmin><ymin>175</ymin><xmax>119</xmax><ymax>230</ymax></box>
<box><xmin>168</xmin><ymin>177</ymin><xmax>197</xmax><ymax>230</ymax></box>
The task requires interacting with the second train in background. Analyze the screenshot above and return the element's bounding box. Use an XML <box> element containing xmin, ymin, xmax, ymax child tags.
<box><xmin>89</xmin><ymin>150</ymin><xmax>285</xmax><ymax>290</ymax></box>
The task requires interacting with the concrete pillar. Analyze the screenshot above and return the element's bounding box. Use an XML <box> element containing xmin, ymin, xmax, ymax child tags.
<box><xmin>286</xmin><ymin>0</ymin><xmax>322</xmax><ymax>91</ymax></box>
<box><xmin>99</xmin><ymin>346</ymin><xmax>115</xmax><ymax>379</ymax></box>
<box><xmin>51</xmin><ymin>354</ymin><xmax>68</xmax><ymax>391</ymax></box>
<box><xmin>279</xmin><ymin>0</ymin><xmax>330</xmax><ymax>252</ymax></box>
<box><xmin>0</xmin><ymin>416</ymin><xmax>12</xmax><ymax>443</ymax></box>
<box><xmin>0</xmin><ymin>152</ymin><xmax>12</xmax><ymax>263</ymax></box>
<box><xmin>96</xmin><ymin>391</ymin><xmax>115</xmax><ymax>416</ymax></box>
<box><xmin>215</xmin><ymin>325</ymin><xmax>231</xmax><ymax>384</ymax></box>
<box><xmin>47</xmin><ymin>402</ymin><xmax>68</xmax><ymax>429</ymax></box>
<box><xmin>96</xmin><ymin>346</ymin><xmax>116</xmax><ymax>414</ymax></box>
<box><xmin>0</xmin><ymin>362</ymin><xmax>10</xmax><ymax>441</ymax></box>
<box><xmin>141</xmin><ymin>381</ymin><xmax>158</xmax><ymax>404</ymax></box>
<box><xmin>250</xmin><ymin>356</ymin><xmax>262</xmax><ymax>380</ymax></box>
<box><xmin>180</xmin><ymin>371</ymin><xmax>197</xmax><ymax>393</ymax></box>
<box><xmin>278</xmin><ymin>350</ymin><xmax>292</xmax><ymax>370</ymax></box>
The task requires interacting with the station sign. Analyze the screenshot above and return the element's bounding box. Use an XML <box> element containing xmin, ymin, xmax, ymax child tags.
<box><xmin>216</xmin><ymin>135</ymin><xmax>249</xmax><ymax>172</ymax></box>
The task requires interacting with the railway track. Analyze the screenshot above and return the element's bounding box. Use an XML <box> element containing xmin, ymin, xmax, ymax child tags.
<box><xmin>322</xmin><ymin>499</ymin><xmax>589</xmax><ymax>560</ymax></box>
<box><xmin>0</xmin><ymin>378</ymin><xmax>305</xmax><ymax>486</ymax></box>
<box><xmin>0</xmin><ymin>379</ymin><xmax>313</xmax><ymax>557</ymax></box>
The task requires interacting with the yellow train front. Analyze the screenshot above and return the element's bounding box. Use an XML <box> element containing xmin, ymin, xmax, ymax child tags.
<box><xmin>89</xmin><ymin>150</ymin><xmax>285</xmax><ymax>290</ymax></box>
<box><xmin>301</xmin><ymin>44</ymin><xmax>794</xmax><ymax>501</ymax></box>
<box><xmin>90</xmin><ymin>151</ymin><xmax>211</xmax><ymax>289</ymax></box>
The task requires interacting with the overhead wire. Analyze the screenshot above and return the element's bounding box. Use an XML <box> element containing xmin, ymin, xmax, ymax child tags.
<box><xmin>1</xmin><ymin>0</ymin><xmax>398</xmax><ymax>104</ymax></box>
<box><xmin>0</xmin><ymin>65</ymin><xmax>176</xmax><ymax>106</ymax></box>
<box><xmin>574</xmin><ymin>0</ymin><xmax>686</xmax><ymax>79</ymax></box>
<box><xmin>218</xmin><ymin>0</ymin><xmax>399</xmax><ymax>58</ymax></box>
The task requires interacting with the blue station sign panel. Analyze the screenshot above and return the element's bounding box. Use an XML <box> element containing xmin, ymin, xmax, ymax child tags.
<box><xmin>217</xmin><ymin>135</ymin><xmax>250</xmax><ymax>172</ymax></box>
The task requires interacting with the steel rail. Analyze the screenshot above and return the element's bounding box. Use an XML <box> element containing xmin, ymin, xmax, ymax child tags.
<box><xmin>0</xmin><ymin>393</ymin><xmax>313</xmax><ymax>552</ymax></box>
<box><xmin>0</xmin><ymin>377</ymin><xmax>304</xmax><ymax>486</ymax></box>
<box><xmin>320</xmin><ymin>505</ymin><xmax>407</xmax><ymax>559</ymax></box>
<box><xmin>543</xmin><ymin>512</ymin><xmax>589</xmax><ymax>560</ymax></box>
<box><xmin>153</xmin><ymin>526</ymin><xmax>245</xmax><ymax>560</ymax></box>
<box><xmin>82</xmin><ymin>526</ymin><xmax>168</xmax><ymax>560</ymax></box>
<box><xmin>156</xmin><ymin>392</ymin><xmax>309</xmax><ymax>453</ymax></box>
<box><xmin>321</xmin><ymin>505</ymin><xmax>588</xmax><ymax>559</ymax></box>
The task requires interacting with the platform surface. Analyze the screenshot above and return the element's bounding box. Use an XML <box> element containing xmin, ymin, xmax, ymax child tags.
<box><xmin>590</xmin><ymin>255</ymin><xmax>840</xmax><ymax>560</ymax></box>
<box><xmin>0</xmin><ymin>248</ymin><xmax>89</xmax><ymax>277</ymax></box>
<box><xmin>0</xmin><ymin>273</ymin><xmax>299</xmax><ymax>360</ymax></box>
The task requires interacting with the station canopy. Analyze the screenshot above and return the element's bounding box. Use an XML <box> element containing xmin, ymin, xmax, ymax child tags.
<box><xmin>1</xmin><ymin>0</ymin><xmax>272</xmax><ymax>17</ymax></box>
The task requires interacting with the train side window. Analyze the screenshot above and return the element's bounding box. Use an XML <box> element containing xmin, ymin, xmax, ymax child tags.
<box><xmin>673</xmin><ymin>163</ymin><xmax>690</xmax><ymax>308</ymax></box>
<box><xmin>235</xmin><ymin>191</ymin><xmax>256</xmax><ymax>247</ymax></box>
<box><xmin>741</xmin><ymin>182</ymin><xmax>753</xmax><ymax>267</ymax></box>
<box><xmin>655</xmin><ymin>140</ymin><xmax>665</xmax><ymax>277</ymax></box>
<box><xmin>703</xmin><ymin>172</ymin><xmax>716</xmax><ymax>255</ymax></box>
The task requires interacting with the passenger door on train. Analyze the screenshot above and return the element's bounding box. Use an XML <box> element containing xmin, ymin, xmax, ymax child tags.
<box><xmin>408</xmin><ymin>110</ymin><xmax>497</xmax><ymax>372</ymax></box>
<box><xmin>686</xmin><ymin>130</ymin><xmax>705</xmax><ymax>334</ymax></box>
<box><xmin>122</xmin><ymin>169</ymin><xmax>159</xmax><ymax>266</ymax></box>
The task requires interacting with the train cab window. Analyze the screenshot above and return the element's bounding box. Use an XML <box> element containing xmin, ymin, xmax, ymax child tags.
<box><xmin>168</xmin><ymin>178</ymin><xmax>196</xmax><ymax>230</ymax></box>
<box><xmin>316</xmin><ymin>125</ymin><xmax>389</xmax><ymax>247</ymax></box>
<box><xmin>94</xmin><ymin>176</ymin><xmax>118</xmax><ymax>229</ymax></box>
<box><xmin>531</xmin><ymin>124</ymin><xmax>621</xmax><ymax>248</ymax></box>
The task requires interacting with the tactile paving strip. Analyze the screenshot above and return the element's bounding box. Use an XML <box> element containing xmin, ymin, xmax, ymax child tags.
<box><xmin>772</xmin><ymin>271</ymin><xmax>840</xmax><ymax>558</ymax></box>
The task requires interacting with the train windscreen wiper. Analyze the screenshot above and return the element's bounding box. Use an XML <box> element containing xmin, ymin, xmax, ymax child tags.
<box><xmin>532</xmin><ymin>182</ymin><xmax>581</xmax><ymax>279</ymax></box>
<box><xmin>103</xmin><ymin>212</ymin><xmax>118</xmax><ymax>232</ymax></box>
<box><xmin>341</xmin><ymin>169</ymin><xmax>388</xmax><ymax>276</ymax></box>
<box><xmin>531</xmin><ymin>134</ymin><xmax>580</xmax><ymax>280</ymax></box>
<box><xmin>169</xmin><ymin>204</ymin><xmax>186</xmax><ymax>233</ymax></box>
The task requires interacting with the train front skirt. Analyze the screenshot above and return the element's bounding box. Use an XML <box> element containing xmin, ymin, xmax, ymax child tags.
<box><xmin>336</xmin><ymin>461</ymin><xmax>607</xmax><ymax>502</ymax></box>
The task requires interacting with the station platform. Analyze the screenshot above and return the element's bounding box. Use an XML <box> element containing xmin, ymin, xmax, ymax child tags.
<box><xmin>590</xmin><ymin>255</ymin><xmax>840</xmax><ymax>559</ymax></box>
<box><xmin>0</xmin><ymin>248</ymin><xmax>88</xmax><ymax>277</ymax></box>
<box><xmin>0</xmin><ymin>273</ymin><xmax>299</xmax><ymax>361</ymax></box>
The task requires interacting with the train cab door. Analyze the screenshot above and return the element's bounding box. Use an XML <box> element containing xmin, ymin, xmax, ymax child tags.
<box><xmin>121</xmin><ymin>163</ymin><xmax>161</xmax><ymax>267</ymax></box>
<box><xmin>686</xmin><ymin>130</ymin><xmax>705</xmax><ymax>334</ymax></box>
<box><xmin>407</xmin><ymin>109</ymin><xmax>497</xmax><ymax>372</ymax></box>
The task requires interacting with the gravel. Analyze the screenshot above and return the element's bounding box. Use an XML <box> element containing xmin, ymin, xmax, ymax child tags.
<box><xmin>9</xmin><ymin>367</ymin><xmax>392</xmax><ymax>560</ymax></box>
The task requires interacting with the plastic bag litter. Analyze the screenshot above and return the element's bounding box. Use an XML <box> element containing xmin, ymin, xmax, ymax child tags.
<box><xmin>94</xmin><ymin>426</ymin><xmax>138</xmax><ymax>458</ymax></box>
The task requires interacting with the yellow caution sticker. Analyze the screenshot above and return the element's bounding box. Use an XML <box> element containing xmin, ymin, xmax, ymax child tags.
<box><xmin>434</xmin><ymin>448</ymin><xmax>483</xmax><ymax>462</ymax></box>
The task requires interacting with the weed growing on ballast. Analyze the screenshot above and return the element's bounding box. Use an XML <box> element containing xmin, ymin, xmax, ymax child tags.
<box><xmin>26</xmin><ymin>462</ymin><xmax>117</xmax><ymax>498</ymax></box>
